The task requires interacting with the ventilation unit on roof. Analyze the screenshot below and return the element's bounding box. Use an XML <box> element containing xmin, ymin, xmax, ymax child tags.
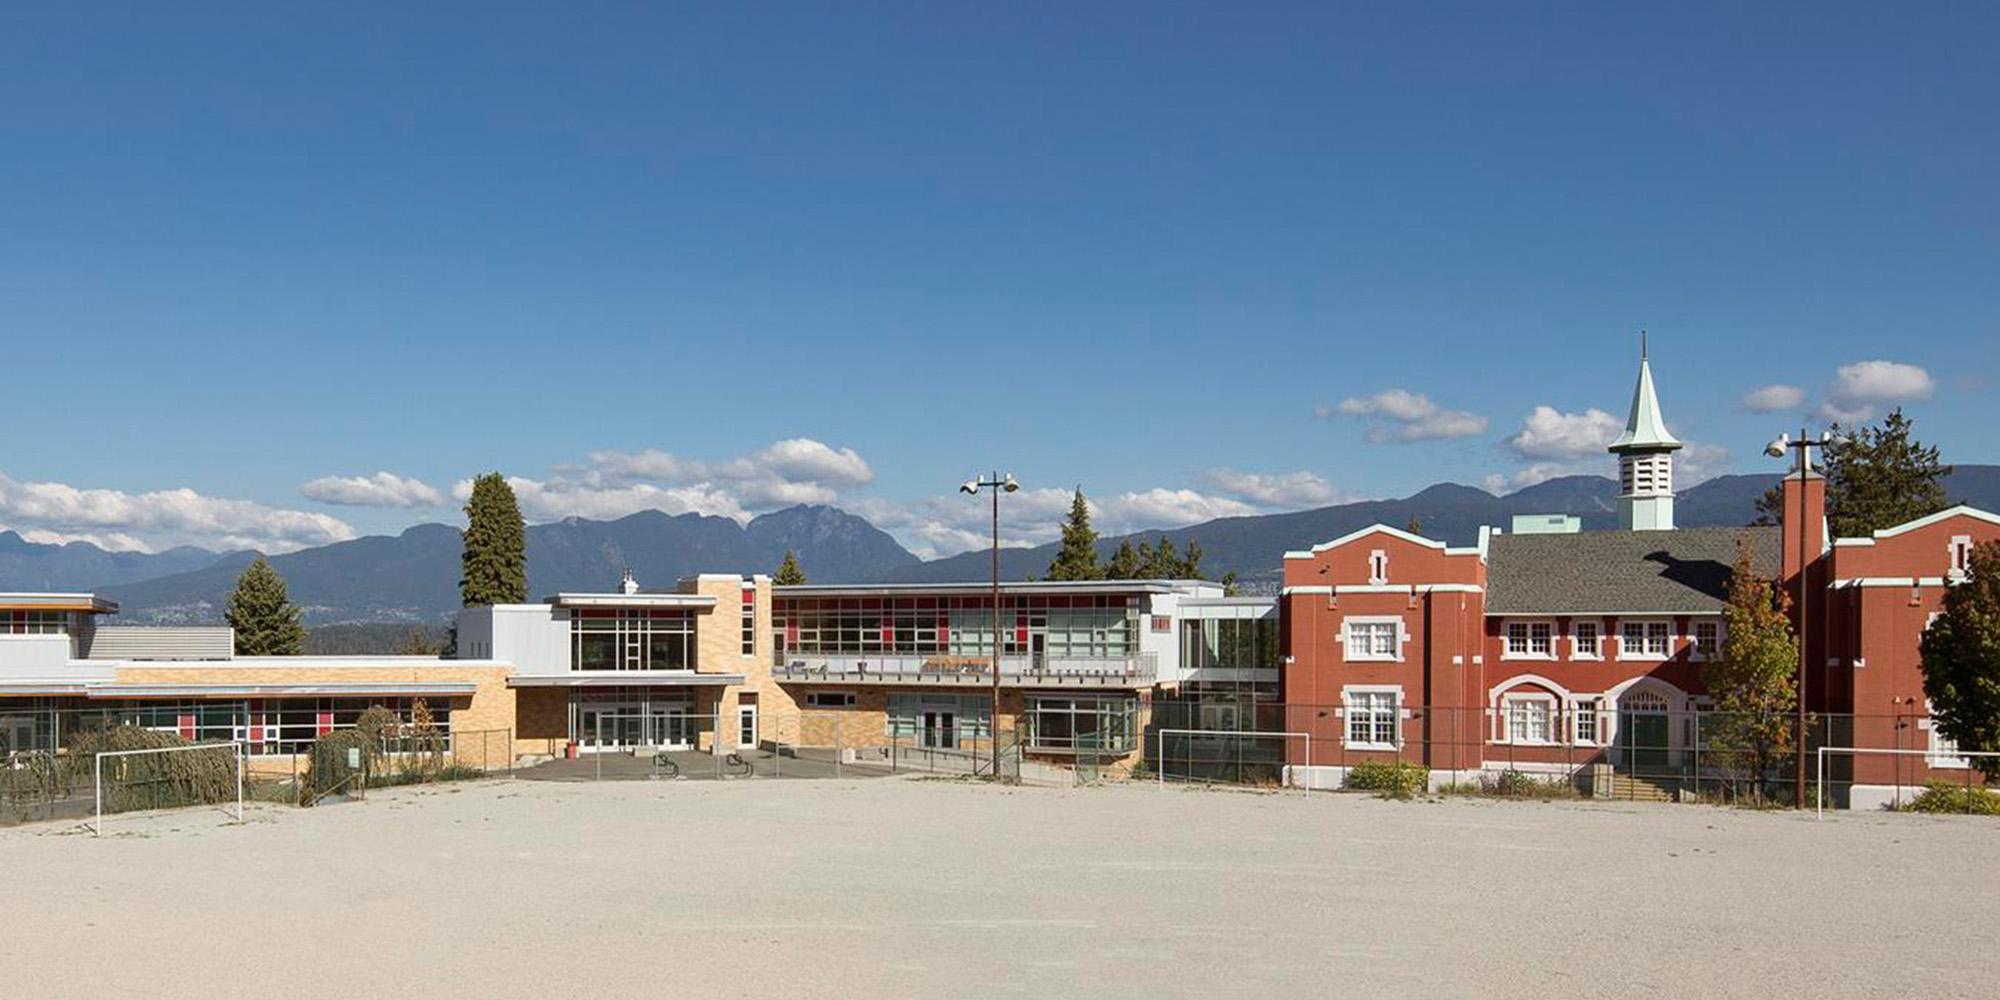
<box><xmin>1510</xmin><ymin>514</ymin><xmax>1581</xmax><ymax>535</ymax></box>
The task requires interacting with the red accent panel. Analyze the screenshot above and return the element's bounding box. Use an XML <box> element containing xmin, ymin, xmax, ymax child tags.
<box><xmin>316</xmin><ymin>711</ymin><xmax>334</xmax><ymax>736</ymax></box>
<box><xmin>177</xmin><ymin>714</ymin><xmax>195</xmax><ymax>740</ymax></box>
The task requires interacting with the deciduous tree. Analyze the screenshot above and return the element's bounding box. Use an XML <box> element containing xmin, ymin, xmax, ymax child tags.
<box><xmin>1921</xmin><ymin>540</ymin><xmax>2000</xmax><ymax>780</ymax></box>
<box><xmin>1701</xmin><ymin>538</ymin><xmax>1799</xmax><ymax>799</ymax></box>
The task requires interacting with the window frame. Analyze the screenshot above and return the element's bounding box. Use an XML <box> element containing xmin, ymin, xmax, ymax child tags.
<box><xmin>1502</xmin><ymin>619</ymin><xmax>1556</xmax><ymax>661</ymax></box>
<box><xmin>1342</xmin><ymin>685</ymin><xmax>1402</xmax><ymax>750</ymax></box>
<box><xmin>1341</xmin><ymin>616</ymin><xmax>1405</xmax><ymax>663</ymax></box>
<box><xmin>1499</xmin><ymin>692</ymin><xmax>1557</xmax><ymax>746</ymax></box>
<box><xmin>1617</xmin><ymin>619</ymin><xmax>1674</xmax><ymax>661</ymax></box>
<box><xmin>1690</xmin><ymin>619</ymin><xmax>1722</xmax><ymax>662</ymax></box>
<box><xmin>1570</xmin><ymin>620</ymin><xmax>1603</xmax><ymax>661</ymax></box>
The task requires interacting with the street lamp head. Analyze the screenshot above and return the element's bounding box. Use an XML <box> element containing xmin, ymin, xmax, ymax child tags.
<box><xmin>1001</xmin><ymin>473</ymin><xmax>1019</xmax><ymax>493</ymax></box>
<box><xmin>1763</xmin><ymin>433</ymin><xmax>1790</xmax><ymax>460</ymax></box>
<box><xmin>959</xmin><ymin>478</ymin><xmax>980</xmax><ymax>495</ymax></box>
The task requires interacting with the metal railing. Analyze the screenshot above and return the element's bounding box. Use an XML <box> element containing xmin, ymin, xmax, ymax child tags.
<box><xmin>771</xmin><ymin>652</ymin><xmax>1156</xmax><ymax>687</ymax></box>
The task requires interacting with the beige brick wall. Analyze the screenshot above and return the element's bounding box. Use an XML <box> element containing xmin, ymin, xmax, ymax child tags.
<box><xmin>684</xmin><ymin>574</ymin><xmax>799</xmax><ymax>750</ymax></box>
<box><xmin>109</xmin><ymin>662</ymin><xmax>524</xmax><ymax>759</ymax></box>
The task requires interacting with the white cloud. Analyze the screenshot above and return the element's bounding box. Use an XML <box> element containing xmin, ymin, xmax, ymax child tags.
<box><xmin>1741</xmin><ymin>384</ymin><xmax>1806</xmax><ymax>413</ymax></box>
<box><xmin>2</xmin><ymin>525</ymin><xmax>157</xmax><ymax>553</ymax></box>
<box><xmin>0</xmin><ymin>473</ymin><xmax>356</xmax><ymax>553</ymax></box>
<box><xmin>1325</xmin><ymin>389</ymin><xmax>1488</xmax><ymax>443</ymax></box>
<box><xmin>1484</xmin><ymin>438</ymin><xmax>1731</xmax><ymax>496</ymax></box>
<box><xmin>300</xmin><ymin>471</ymin><xmax>445</xmax><ymax>508</ymax></box>
<box><xmin>1820</xmin><ymin>360</ymin><xmax>1935</xmax><ymax>422</ymax></box>
<box><xmin>451</xmin><ymin>476</ymin><xmax>751</xmax><ymax>525</ymax></box>
<box><xmin>1198</xmin><ymin>468</ymin><xmax>1341</xmax><ymax>508</ymax></box>
<box><xmin>1504</xmin><ymin>406</ymin><xmax>1624</xmax><ymax>461</ymax></box>
<box><xmin>566</xmin><ymin>438</ymin><xmax>874</xmax><ymax>512</ymax></box>
<box><xmin>1675</xmin><ymin>442</ymin><xmax>1732</xmax><ymax>486</ymax></box>
<box><xmin>852</xmin><ymin>485</ymin><xmax>1258</xmax><ymax>560</ymax></box>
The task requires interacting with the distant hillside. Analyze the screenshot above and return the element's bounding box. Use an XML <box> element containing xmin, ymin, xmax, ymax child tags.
<box><xmin>32</xmin><ymin>465</ymin><xmax>2000</xmax><ymax>623</ymax></box>
<box><xmin>0</xmin><ymin>532</ymin><xmax>223</xmax><ymax>591</ymax></box>
<box><xmin>94</xmin><ymin>505</ymin><xmax>916</xmax><ymax>625</ymax></box>
<box><xmin>867</xmin><ymin>465</ymin><xmax>2000</xmax><ymax>586</ymax></box>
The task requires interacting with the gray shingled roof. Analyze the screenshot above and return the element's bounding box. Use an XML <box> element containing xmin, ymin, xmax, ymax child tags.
<box><xmin>1485</xmin><ymin>526</ymin><xmax>1780</xmax><ymax>615</ymax></box>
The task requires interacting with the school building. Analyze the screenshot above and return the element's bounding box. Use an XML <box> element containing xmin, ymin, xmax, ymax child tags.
<box><xmin>1277</xmin><ymin>349</ymin><xmax>2000</xmax><ymax>808</ymax></box>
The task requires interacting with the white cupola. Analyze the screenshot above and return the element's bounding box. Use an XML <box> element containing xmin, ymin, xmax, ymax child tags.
<box><xmin>1606</xmin><ymin>335</ymin><xmax>1683</xmax><ymax>531</ymax></box>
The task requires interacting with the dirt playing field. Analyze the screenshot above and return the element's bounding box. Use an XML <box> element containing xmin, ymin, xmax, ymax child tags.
<box><xmin>3</xmin><ymin>775</ymin><xmax>1995</xmax><ymax>999</ymax></box>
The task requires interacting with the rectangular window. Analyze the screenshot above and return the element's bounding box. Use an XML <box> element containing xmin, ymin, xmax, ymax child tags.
<box><xmin>741</xmin><ymin>591</ymin><xmax>757</xmax><ymax>657</ymax></box>
<box><xmin>1344</xmin><ymin>619</ymin><xmax>1401</xmax><ymax>661</ymax></box>
<box><xmin>1574</xmin><ymin>702</ymin><xmax>1598</xmax><ymax>744</ymax></box>
<box><xmin>1692</xmin><ymin>620</ymin><xmax>1721</xmax><ymax>660</ymax></box>
<box><xmin>1573</xmin><ymin>621</ymin><xmax>1600</xmax><ymax>658</ymax></box>
<box><xmin>1345</xmin><ymin>690</ymin><xmax>1399</xmax><ymax>748</ymax></box>
<box><xmin>1022</xmin><ymin>695</ymin><xmax>1138</xmax><ymax>753</ymax></box>
<box><xmin>1620</xmin><ymin>620</ymin><xmax>1671</xmax><ymax>659</ymax></box>
<box><xmin>1505</xmin><ymin>621</ymin><xmax>1553</xmax><ymax>659</ymax></box>
<box><xmin>804</xmin><ymin>692</ymin><xmax>856</xmax><ymax>709</ymax></box>
<box><xmin>1504</xmin><ymin>697</ymin><xmax>1552</xmax><ymax>744</ymax></box>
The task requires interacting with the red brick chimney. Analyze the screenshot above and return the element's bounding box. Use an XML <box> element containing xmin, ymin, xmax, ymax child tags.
<box><xmin>1780</xmin><ymin>468</ymin><xmax>1826</xmax><ymax>585</ymax></box>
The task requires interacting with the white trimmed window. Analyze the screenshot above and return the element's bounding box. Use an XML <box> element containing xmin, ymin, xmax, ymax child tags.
<box><xmin>1572</xmin><ymin>621</ymin><xmax>1602</xmax><ymax>659</ymax></box>
<box><xmin>1691</xmin><ymin>620</ymin><xmax>1721</xmax><ymax>661</ymax></box>
<box><xmin>1950</xmin><ymin>535</ymin><xmax>1974</xmax><ymax>582</ymax></box>
<box><xmin>1368</xmin><ymin>550</ymin><xmax>1389</xmax><ymax>585</ymax></box>
<box><xmin>1925</xmin><ymin>699</ymin><xmax>1970</xmax><ymax>769</ymax></box>
<box><xmin>1342</xmin><ymin>617</ymin><xmax>1402</xmax><ymax>662</ymax></box>
<box><xmin>1572</xmin><ymin>699</ymin><xmax>1600</xmax><ymax>745</ymax></box>
<box><xmin>1502</xmin><ymin>695</ymin><xmax>1555</xmax><ymax>744</ymax></box>
<box><xmin>1619</xmin><ymin>620</ymin><xmax>1672</xmax><ymax>659</ymax></box>
<box><xmin>1504</xmin><ymin>621</ymin><xmax>1554</xmax><ymax>660</ymax></box>
<box><xmin>1345</xmin><ymin>688</ymin><xmax>1400</xmax><ymax>748</ymax></box>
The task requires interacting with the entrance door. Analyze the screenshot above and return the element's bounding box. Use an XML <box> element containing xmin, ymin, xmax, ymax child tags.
<box><xmin>921</xmin><ymin>710</ymin><xmax>957</xmax><ymax>750</ymax></box>
<box><xmin>737</xmin><ymin>705</ymin><xmax>758</xmax><ymax>750</ymax></box>
<box><xmin>1623</xmin><ymin>711</ymin><xmax>1670</xmax><ymax>772</ymax></box>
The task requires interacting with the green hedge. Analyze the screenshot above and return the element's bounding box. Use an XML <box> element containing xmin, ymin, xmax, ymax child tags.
<box><xmin>1906</xmin><ymin>781</ymin><xmax>2000</xmax><ymax>815</ymax></box>
<box><xmin>1345</xmin><ymin>760</ymin><xmax>1429</xmax><ymax>799</ymax></box>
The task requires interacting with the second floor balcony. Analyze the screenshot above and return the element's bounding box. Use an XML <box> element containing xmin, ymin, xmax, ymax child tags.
<box><xmin>772</xmin><ymin>651</ymin><xmax>1156</xmax><ymax>689</ymax></box>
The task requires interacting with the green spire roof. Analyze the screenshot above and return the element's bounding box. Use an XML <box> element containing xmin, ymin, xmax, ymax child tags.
<box><xmin>1607</xmin><ymin>338</ymin><xmax>1683</xmax><ymax>454</ymax></box>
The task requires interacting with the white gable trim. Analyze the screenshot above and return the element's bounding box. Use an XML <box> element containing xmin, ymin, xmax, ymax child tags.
<box><xmin>1837</xmin><ymin>505</ymin><xmax>2000</xmax><ymax>545</ymax></box>
<box><xmin>1283</xmin><ymin>523</ymin><xmax>1445</xmax><ymax>560</ymax></box>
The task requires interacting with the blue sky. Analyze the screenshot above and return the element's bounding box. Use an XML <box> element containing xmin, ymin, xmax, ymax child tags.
<box><xmin>1</xmin><ymin>3</ymin><xmax>1994</xmax><ymax>557</ymax></box>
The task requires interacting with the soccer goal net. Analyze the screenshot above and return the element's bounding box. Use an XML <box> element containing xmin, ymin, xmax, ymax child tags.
<box><xmin>94</xmin><ymin>741</ymin><xmax>244</xmax><ymax>836</ymax></box>
<box><xmin>1152</xmin><ymin>729</ymin><xmax>1311</xmax><ymax>790</ymax></box>
<box><xmin>1814</xmin><ymin>746</ymin><xmax>2000</xmax><ymax>819</ymax></box>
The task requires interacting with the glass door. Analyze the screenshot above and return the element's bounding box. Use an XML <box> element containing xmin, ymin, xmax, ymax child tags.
<box><xmin>737</xmin><ymin>705</ymin><xmax>758</xmax><ymax>749</ymax></box>
<box><xmin>921</xmin><ymin>710</ymin><xmax>957</xmax><ymax>749</ymax></box>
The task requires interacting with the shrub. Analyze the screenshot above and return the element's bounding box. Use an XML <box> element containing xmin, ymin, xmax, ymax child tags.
<box><xmin>1905</xmin><ymin>781</ymin><xmax>2000</xmax><ymax>815</ymax></box>
<box><xmin>1345</xmin><ymin>760</ymin><xmax>1429</xmax><ymax>799</ymax></box>
<box><xmin>1487</xmin><ymin>769</ymin><xmax>1577</xmax><ymax>799</ymax></box>
<box><xmin>64</xmin><ymin>726</ymin><xmax>239</xmax><ymax>815</ymax></box>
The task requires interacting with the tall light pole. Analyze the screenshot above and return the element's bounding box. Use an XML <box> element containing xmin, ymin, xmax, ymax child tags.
<box><xmin>1766</xmin><ymin>428</ymin><xmax>1830</xmax><ymax>809</ymax></box>
<box><xmin>961</xmin><ymin>471</ymin><xmax>1018</xmax><ymax>780</ymax></box>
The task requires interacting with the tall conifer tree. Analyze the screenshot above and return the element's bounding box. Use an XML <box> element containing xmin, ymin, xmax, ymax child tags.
<box><xmin>460</xmin><ymin>473</ymin><xmax>527</xmax><ymax>606</ymax></box>
<box><xmin>1825</xmin><ymin>408</ymin><xmax>1951</xmax><ymax>537</ymax></box>
<box><xmin>226</xmin><ymin>557</ymin><xmax>307</xmax><ymax>656</ymax></box>
<box><xmin>774</xmin><ymin>549</ymin><xmax>808</xmax><ymax>586</ymax></box>
<box><xmin>1045</xmin><ymin>488</ymin><xmax>1102</xmax><ymax>581</ymax></box>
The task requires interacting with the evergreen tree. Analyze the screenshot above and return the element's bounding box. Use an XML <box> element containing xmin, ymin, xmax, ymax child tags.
<box><xmin>1139</xmin><ymin>537</ymin><xmax>1181</xmax><ymax>578</ymax></box>
<box><xmin>226</xmin><ymin>557</ymin><xmax>306</xmax><ymax>656</ymax></box>
<box><xmin>1045</xmin><ymin>488</ymin><xmax>1102</xmax><ymax>581</ymax></box>
<box><xmin>460</xmin><ymin>472</ymin><xmax>527</xmax><ymax>606</ymax></box>
<box><xmin>1181</xmin><ymin>540</ymin><xmax>1206</xmax><ymax>580</ymax></box>
<box><xmin>1405</xmin><ymin>516</ymin><xmax>1424</xmax><ymax>536</ymax></box>
<box><xmin>394</xmin><ymin>628</ymin><xmax>439</xmax><ymax>656</ymax></box>
<box><xmin>1751</xmin><ymin>483</ymin><xmax>1785</xmax><ymax>527</ymax></box>
<box><xmin>1221</xmin><ymin>571</ymin><xmax>1239</xmax><ymax>597</ymax></box>
<box><xmin>1825</xmin><ymin>408</ymin><xmax>1951</xmax><ymax>538</ymax></box>
<box><xmin>1105</xmin><ymin>539</ymin><xmax>1140</xmax><ymax>579</ymax></box>
<box><xmin>1921</xmin><ymin>540</ymin><xmax>2000</xmax><ymax>780</ymax></box>
<box><xmin>774</xmin><ymin>549</ymin><xmax>808</xmax><ymax>586</ymax></box>
<box><xmin>1701</xmin><ymin>539</ymin><xmax>1800</xmax><ymax>799</ymax></box>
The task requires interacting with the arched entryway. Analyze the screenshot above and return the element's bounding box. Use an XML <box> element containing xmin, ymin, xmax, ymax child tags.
<box><xmin>1617</xmin><ymin>688</ymin><xmax>1672</xmax><ymax>773</ymax></box>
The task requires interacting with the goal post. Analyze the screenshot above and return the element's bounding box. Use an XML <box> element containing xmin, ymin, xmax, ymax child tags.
<box><xmin>1814</xmin><ymin>746</ymin><xmax>2000</xmax><ymax>820</ymax></box>
<box><xmin>93</xmin><ymin>741</ymin><xmax>245</xmax><ymax>836</ymax></box>
<box><xmin>1154</xmin><ymin>728</ymin><xmax>1311</xmax><ymax>789</ymax></box>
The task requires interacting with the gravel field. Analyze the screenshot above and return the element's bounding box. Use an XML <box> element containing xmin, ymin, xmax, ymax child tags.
<box><xmin>3</xmin><ymin>776</ymin><xmax>1995</xmax><ymax>999</ymax></box>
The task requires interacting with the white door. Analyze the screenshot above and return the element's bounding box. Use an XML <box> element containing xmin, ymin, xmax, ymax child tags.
<box><xmin>737</xmin><ymin>705</ymin><xmax>758</xmax><ymax>750</ymax></box>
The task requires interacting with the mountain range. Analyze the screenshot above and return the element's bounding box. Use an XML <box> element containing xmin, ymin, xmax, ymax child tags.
<box><xmin>7</xmin><ymin>466</ymin><xmax>1997</xmax><ymax>625</ymax></box>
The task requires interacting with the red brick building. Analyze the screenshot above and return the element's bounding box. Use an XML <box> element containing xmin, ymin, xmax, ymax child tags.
<box><xmin>1279</xmin><ymin>351</ymin><xmax>2000</xmax><ymax>808</ymax></box>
